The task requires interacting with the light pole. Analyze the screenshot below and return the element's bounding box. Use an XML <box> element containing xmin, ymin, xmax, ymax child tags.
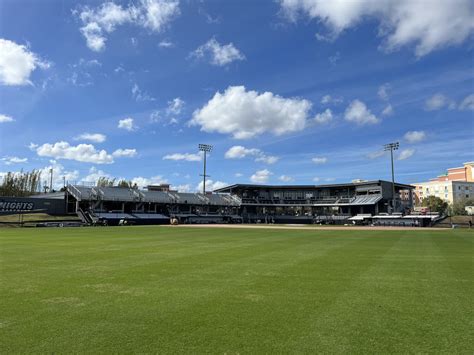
<box><xmin>198</xmin><ymin>144</ymin><xmax>213</xmax><ymax>194</ymax></box>
<box><xmin>384</xmin><ymin>142</ymin><xmax>399</xmax><ymax>213</ymax></box>
<box><xmin>49</xmin><ymin>168</ymin><xmax>53</xmax><ymax>193</ymax></box>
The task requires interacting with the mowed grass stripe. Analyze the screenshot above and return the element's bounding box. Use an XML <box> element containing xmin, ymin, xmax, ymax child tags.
<box><xmin>0</xmin><ymin>227</ymin><xmax>472</xmax><ymax>353</ymax></box>
<box><xmin>287</xmin><ymin>232</ymin><xmax>471</xmax><ymax>353</ymax></box>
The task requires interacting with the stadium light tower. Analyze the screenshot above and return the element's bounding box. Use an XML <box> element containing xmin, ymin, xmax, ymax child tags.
<box><xmin>384</xmin><ymin>142</ymin><xmax>399</xmax><ymax>213</ymax></box>
<box><xmin>49</xmin><ymin>168</ymin><xmax>53</xmax><ymax>193</ymax></box>
<box><xmin>198</xmin><ymin>144</ymin><xmax>213</xmax><ymax>194</ymax></box>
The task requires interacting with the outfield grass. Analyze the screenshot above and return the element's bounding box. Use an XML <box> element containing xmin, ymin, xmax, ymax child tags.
<box><xmin>0</xmin><ymin>226</ymin><xmax>472</xmax><ymax>353</ymax></box>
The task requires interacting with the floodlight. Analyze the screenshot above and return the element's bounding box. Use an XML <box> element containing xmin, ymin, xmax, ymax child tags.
<box><xmin>198</xmin><ymin>144</ymin><xmax>213</xmax><ymax>194</ymax></box>
<box><xmin>198</xmin><ymin>144</ymin><xmax>213</xmax><ymax>152</ymax></box>
<box><xmin>383</xmin><ymin>141</ymin><xmax>400</xmax><ymax>213</ymax></box>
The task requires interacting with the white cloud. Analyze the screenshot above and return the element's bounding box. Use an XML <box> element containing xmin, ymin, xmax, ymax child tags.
<box><xmin>74</xmin><ymin>133</ymin><xmax>106</xmax><ymax>143</ymax></box>
<box><xmin>312</xmin><ymin>177</ymin><xmax>320</xmax><ymax>182</ymax></box>
<box><xmin>131</xmin><ymin>175</ymin><xmax>167</xmax><ymax>188</ymax></box>
<box><xmin>190</xmin><ymin>86</ymin><xmax>311</xmax><ymax>139</ymax></box>
<box><xmin>191</xmin><ymin>38</ymin><xmax>245</xmax><ymax>66</ymax></box>
<box><xmin>279</xmin><ymin>175</ymin><xmax>294</xmax><ymax>182</ymax></box>
<box><xmin>173</xmin><ymin>183</ymin><xmax>192</xmax><ymax>192</ymax></box>
<box><xmin>35</xmin><ymin>141</ymin><xmax>114</xmax><ymax>164</ymax></box>
<box><xmin>140</xmin><ymin>0</ymin><xmax>180</xmax><ymax>31</ymax></box>
<box><xmin>279</xmin><ymin>0</ymin><xmax>474</xmax><ymax>57</ymax></box>
<box><xmin>225</xmin><ymin>146</ymin><xmax>260</xmax><ymax>159</ymax></box>
<box><xmin>0</xmin><ymin>38</ymin><xmax>50</xmax><ymax>86</ymax></box>
<box><xmin>40</xmin><ymin>161</ymin><xmax>80</xmax><ymax>188</ymax></box>
<box><xmin>118</xmin><ymin>117</ymin><xmax>136</xmax><ymax>131</ymax></box>
<box><xmin>28</xmin><ymin>143</ymin><xmax>38</xmax><ymax>151</ymax></box>
<box><xmin>321</xmin><ymin>95</ymin><xmax>343</xmax><ymax>105</ymax></box>
<box><xmin>132</xmin><ymin>83</ymin><xmax>155</xmax><ymax>102</ymax></box>
<box><xmin>255</xmin><ymin>155</ymin><xmax>279</xmax><ymax>165</ymax></box>
<box><xmin>149</xmin><ymin>110</ymin><xmax>162</xmax><ymax>123</ymax></box>
<box><xmin>367</xmin><ymin>150</ymin><xmax>386</xmax><ymax>159</ymax></box>
<box><xmin>0</xmin><ymin>114</ymin><xmax>14</xmax><ymax>123</ymax></box>
<box><xmin>76</xmin><ymin>0</ymin><xmax>180</xmax><ymax>51</ymax></box>
<box><xmin>158</xmin><ymin>40</ymin><xmax>174</xmax><ymax>48</ymax></box>
<box><xmin>312</xmin><ymin>157</ymin><xmax>327</xmax><ymax>164</ymax></box>
<box><xmin>378</xmin><ymin>83</ymin><xmax>390</xmax><ymax>100</ymax></box>
<box><xmin>166</xmin><ymin>97</ymin><xmax>184</xmax><ymax>115</ymax></box>
<box><xmin>344</xmin><ymin>99</ymin><xmax>379</xmax><ymax>125</ymax></box>
<box><xmin>313</xmin><ymin>108</ymin><xmax>333</xmax><ymax>124</ymax></box>
<box><xmin>459</xmin><ymin>94</ymin><xmax>474</xmax><ymax>111</ymax></box>
<box><xmin>112</xmin><ymin>148</ymin><xmax>137</xmax><ymax>158</ymax></box>
<box><xmin>1</xmin><ymin>156</ymin><xmax>28</xmax><ymax>165</ymax></box>
<box><xmin>404</xmin><ymin>130</ymin><xmax>426</xmax><ymax>143</ymax></box>
<box><xmin>382</xmin><ymin>104</ymin><xmax>394</xmax><ymax>116</ymax></box>
<box><xmin>163</xmin><ymin>153</ymin><xmax>202</xmax><ymax>162</ymax></box>
<box><xmin>250</xmin><ymin>169</ymin><xmax>272</xmax><ymax>184</ymax></box>
<box><xmin>199</xmin><ymin>8</ymin><xmax>221</xmax><ymax>24</ymax></box>
<box><xmin>424</xmin><ymin>93</ymin><xmax>455</xmax><ymax>111</ymax></box>
<box><xmin>150</xmin><ymin>98</ymin><xmax>185</xmax><ymax>125</ymax></box>
<box><xmin>196</xmin><ymin>179</ymin><xmax>228</xmax><ymax>192</ymax></box>
<box><xmin>398</xmin><ymin>148</ymin><xmax>415</xmax><ymax>160</ymax></box>
<box><xmin>224</xmin><ymin>145</ymin><xmax>279</xmax><ymax>164</ymax></box>
<box><xmin>235</xmin><ymin>173</ymin><xmax>243</xmax><ymax>178</ymax></box>
<box><xmin>328</xmin><ymin>51</ymin><xmax>340</xmax><ymax>65</ymax></box>
<box><xmin>82</xmin><ymin>166</ymin><xmax>111</xmax><ymax>184</ymax></box>
<box><xmin>68</xmin><ymin>58</ymin><xmax>101</xmax><ymax>86</ymax></box>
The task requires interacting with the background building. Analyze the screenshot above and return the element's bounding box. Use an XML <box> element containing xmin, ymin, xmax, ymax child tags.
<box><xmin>413</xmin><ymin>162</ymin><xmax>474</xmax><ymax>205</ymax></box>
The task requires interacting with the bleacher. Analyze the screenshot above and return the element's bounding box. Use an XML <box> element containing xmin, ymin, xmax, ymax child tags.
<box><xmin>72</xmin><ymin>185</ymin><xmax>94</xmax><ymax>200</ymax></box>
<box><xmin>98</xmin><ymin>187</ymin><xmax>140</xmax><ymax>202</ymax></box>
<box><xmin>142</xmin><ymin>190</ymin><xmax>175</xmax><ymax>203</ymax></box>
<box><xmin>68</xmin><ymin>184</ymin><xmax>239</xmax><ymax>207</ymax></box>
<box><xmin>172</xmin><ymin>193</ymin><xmax>203</xmax><ymax>205</ymax></box>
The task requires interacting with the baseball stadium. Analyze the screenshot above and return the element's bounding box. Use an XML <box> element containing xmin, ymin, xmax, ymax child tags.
<box><xmin>1</xmin><ymin>0</ymin><xmax>473</xmax><ymax>353</ymax></box>
<box><xmin>1</xmin><ymin>150</ymin><xmax>472</xmax><ymax>353</ymax></box>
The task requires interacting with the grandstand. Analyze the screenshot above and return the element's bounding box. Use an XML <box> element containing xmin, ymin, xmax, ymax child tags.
<box><xmin>215</xmin><ymin>180</ymin><xmax>414</xmax><ymax>224</ymax></box>
<box><xmin>60</xmin><ymin>180</ymin><xmax>416</xmax><ymax>225</ymax></box>
<box><xmin>66</xmin><ymin>184</ymin><xmax>242</xmax><ymax>225</ymax></box>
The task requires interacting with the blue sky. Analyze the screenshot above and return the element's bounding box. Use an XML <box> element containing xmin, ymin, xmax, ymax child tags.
<box><xmin>0</xmin><ymin>0</ymin><xmax>473</xmax><ymax>191</ymax></box>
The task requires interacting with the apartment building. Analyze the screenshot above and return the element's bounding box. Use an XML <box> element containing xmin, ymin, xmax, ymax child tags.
<box><xmin>413</xmin><ymin>162</ymin><xmax>474</xmax><ymax>205</ymax></box>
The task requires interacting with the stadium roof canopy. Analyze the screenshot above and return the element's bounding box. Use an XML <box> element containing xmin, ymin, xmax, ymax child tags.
<box><xmin>214</xmin><ymin>180</ymin><xmax>414</xmax><ymax>193</ymax></box>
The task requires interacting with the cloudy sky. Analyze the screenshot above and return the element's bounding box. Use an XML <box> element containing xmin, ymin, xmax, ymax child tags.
<box><xmin>0</xmin><ymin>0</ymin><xmax>473</xmax><ymax>191</ymax></box>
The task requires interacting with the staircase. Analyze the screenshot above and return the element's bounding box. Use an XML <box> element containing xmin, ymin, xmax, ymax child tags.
<box><xmin>76</xmin><ymin>208</ymin><xmax>92</xmax><ymax>225</ymax></box>
<box><xmin>67</xmin><ymin>184</ymin><xmax>82</xmax><ymax>201</ymax></box>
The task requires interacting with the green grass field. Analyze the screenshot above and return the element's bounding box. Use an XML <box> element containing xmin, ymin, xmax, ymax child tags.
<box><xmin>0</xmin><ymin>226</ymin><xmax>472</xmax><ymax>353</ymax></box>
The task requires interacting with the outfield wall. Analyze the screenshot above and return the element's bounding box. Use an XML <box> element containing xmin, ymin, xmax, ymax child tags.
<box><xmin>0</xmin><ymin>196</ymin><xmax>66</xmax><ymax>215</ymax></box>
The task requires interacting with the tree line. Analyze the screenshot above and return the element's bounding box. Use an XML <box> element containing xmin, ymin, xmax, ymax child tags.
<box><xmin>96</xmin><ymin>177</ymin><xmax>139</xmax><ymax>189</ymax></box>
<box><xmin>0</xmin><ymin>170</ymin><xmax>42</xmax><ymax>197</ymax></box>
<box><xmin>421</xmin><ymin>195</ymin><xmax>473</xmax><ymax>216</ymax></box>
<box><xmin>0</xmin><ymin>171</ymin><xmax>140</xmax><ymax>197</ymax></box>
